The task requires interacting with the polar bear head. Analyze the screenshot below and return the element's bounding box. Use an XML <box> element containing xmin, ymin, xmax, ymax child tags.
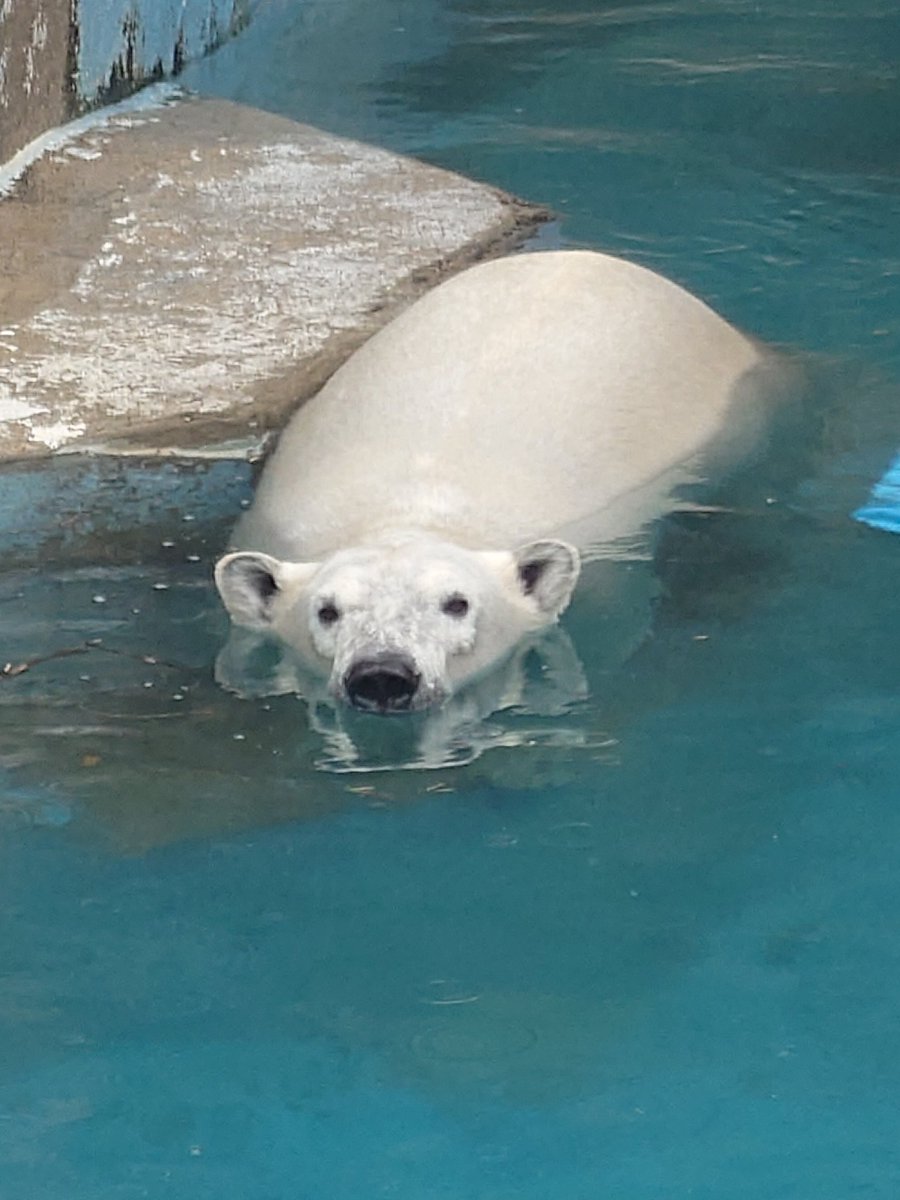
<box><xmin>214</xmin><ymin>534</ymin><xmax>580</xmax><ymax>712</ymax></box>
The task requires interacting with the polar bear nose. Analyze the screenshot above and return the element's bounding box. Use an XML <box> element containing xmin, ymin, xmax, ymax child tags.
<box><xmin>344</xmin><ymin>655</ymin><xmax>421</xmax><ymax>713</ymax></box>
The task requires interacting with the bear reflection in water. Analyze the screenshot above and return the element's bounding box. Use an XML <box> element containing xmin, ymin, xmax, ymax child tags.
<box><xmin>215</xmin><ymin>250</ymin><xmax>787</xmax><ymax>768</ymax></box>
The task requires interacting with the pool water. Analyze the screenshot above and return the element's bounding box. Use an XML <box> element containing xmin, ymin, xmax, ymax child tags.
<box><xmin>3</xmin><ymin>2</ymin><xmax>900</xmax><ymax>1196</ymax></box>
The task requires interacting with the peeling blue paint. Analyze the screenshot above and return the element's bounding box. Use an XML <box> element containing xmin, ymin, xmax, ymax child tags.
<box><xmin>77</xmin><ymin>0</ymin><xmax>256</xmax><ymax>105</ymax></box>
<box><xmin>0</xmin><ymin>0</ymin><xmax>258</xmax><ymax>163</ymax></box>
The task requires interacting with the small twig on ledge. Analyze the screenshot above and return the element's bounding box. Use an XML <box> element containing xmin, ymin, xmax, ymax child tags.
<box><xmin>2</xmin><ymin>646</ymin><xmax>90</xmax><ymax>677</ymax></box>
<box><xmin>1</xmin><ymin>638</ymin><xmax>188</xmax><ymax>680</ymax></box>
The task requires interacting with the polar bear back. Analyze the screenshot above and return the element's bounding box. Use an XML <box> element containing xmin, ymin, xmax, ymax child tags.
<box><xmin>237</xmin><ymin>251</ymin><xmax>770</xmax><ymax>560</ymax></box>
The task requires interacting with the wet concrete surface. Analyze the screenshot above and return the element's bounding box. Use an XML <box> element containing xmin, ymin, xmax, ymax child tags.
<box><xmin>0</xmin><ymin>86</ymin><xmax>545</xmax><ymax>460</ymax></box>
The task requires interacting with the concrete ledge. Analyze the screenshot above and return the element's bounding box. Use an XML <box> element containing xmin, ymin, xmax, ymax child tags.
<box><xmin>0</xmin><ymin>87</ymin><xmax>546</xmax><ymax>459</ymax></box>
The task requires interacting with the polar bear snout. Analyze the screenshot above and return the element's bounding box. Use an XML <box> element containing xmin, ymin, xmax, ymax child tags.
<box><xmin>343</xmin><ymin>653</ymin><xmax>423</xmax><ymax>714</ymax></box>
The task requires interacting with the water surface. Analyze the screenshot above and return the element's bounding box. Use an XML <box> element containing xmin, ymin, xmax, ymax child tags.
<box><xmin>3</xmin><ymin>3</ymin><xmax>900</xmax><ymax>1196</ymax></box>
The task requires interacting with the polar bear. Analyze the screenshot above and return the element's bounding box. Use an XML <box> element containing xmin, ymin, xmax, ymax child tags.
<box><xmin>215</xmin><ymin>250</ymin><xmax>776</xmax><ymax>717</ymax></box>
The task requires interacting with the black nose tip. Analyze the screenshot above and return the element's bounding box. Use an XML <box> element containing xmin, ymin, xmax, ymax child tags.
<box><xmin>344</xmin><ymin>656</ymin><xmax>421</xmax><ymax>713</ymax></box>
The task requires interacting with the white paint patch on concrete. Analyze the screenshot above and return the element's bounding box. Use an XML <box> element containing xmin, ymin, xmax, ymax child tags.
<box><xmin>0</xmin><ymin>82</ymin><xmax>180</xmax><ymax>197</ymax></box>
<box><xmin>28</xmin><ymin>417</ymin><xmax>87</xmax><ymax>449</ymax></box>
<box><xmin>64</xmin><ymin>145</ymin><xmax>103</xmax><ymax>160</ymax></box>
<box><xmin>0</xmin><ymin>397</ymin><xmax>47</xmax><ymax>421</ymax></box>
<box><xmin>24</xmin><ymin>9</ymin><xmax>49</xmax><ymax>96</ymax></box>
<box><xmin>0</xmin><ymin>47</ymin><xmax>8</xmax><ymax>109</ymax></box>
<box><xmin>31</xmin><ymin>10</ymin><xmax>48</xmax><ymax>49</ymax></box>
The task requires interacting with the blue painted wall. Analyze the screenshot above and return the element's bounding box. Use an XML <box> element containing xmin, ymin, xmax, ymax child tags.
<box><xmin>77</xmin><ymin>0</ymin><xmax>253</xmax><ymax>102</ymax></box>
<box><xmin>0</xmin><ymin>0</ymin><xmax>255</xmax><ymax>162</ymax></box>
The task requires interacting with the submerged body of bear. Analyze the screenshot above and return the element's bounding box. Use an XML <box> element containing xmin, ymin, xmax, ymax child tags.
<box><xmin>216</xmin><ymin>250</ymin><xmax>775</xmax><ymax>714</ymax></box>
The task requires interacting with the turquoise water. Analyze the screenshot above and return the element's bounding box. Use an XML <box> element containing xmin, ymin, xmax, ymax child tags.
<box><xmin>3</xmin><ymin>2</ymin><xmax>900</xmax><ymax>1196</ymax></box>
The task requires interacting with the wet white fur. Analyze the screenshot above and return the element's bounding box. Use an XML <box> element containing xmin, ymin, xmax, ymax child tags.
<box><xmin>216</xmin><ymin>250</ymin><xmax>772</xmax><ymax>708</ymax></box>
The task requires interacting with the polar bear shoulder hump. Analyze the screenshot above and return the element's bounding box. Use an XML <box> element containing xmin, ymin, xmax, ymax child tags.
<box><xmin>238</xmin><ymin>250</ymin><xmax>772</xmax><ymax>559</ymax></box>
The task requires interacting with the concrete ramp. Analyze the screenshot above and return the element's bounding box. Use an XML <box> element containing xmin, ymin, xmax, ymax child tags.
<box><xmin>0</xmin><ymin>88</ymin><xmax>545</xmax><ymax>459</ymax></box>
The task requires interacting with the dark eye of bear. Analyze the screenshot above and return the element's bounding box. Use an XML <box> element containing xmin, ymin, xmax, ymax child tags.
<box><xmin>442</xmin><ymin>593</ymin><xmax>469</xmax><ymax>618</ymax></box>
<box><xmin>318</xmin><ymin>602</ymin><xmax>340</xmax><ymax>626</ymax></box>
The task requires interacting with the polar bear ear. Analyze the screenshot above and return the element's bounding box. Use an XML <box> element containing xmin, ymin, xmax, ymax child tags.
<box><xmin>512</xmin><ymin>540</ymin><xmax>581</xmax><ymax>616</ymax></box>
<box><xmin>214</xmin><ymin>551</ymin><xmax>317</xmax><ymax>629</ymax></box>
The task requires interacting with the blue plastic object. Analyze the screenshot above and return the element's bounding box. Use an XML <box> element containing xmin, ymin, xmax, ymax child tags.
<box><xmin>854</xmin><ymin>453</ymin><xmax>900</xmax><ymax>533</ymax></box>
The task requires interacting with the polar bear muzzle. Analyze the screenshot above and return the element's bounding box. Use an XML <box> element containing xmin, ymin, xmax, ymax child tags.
<box><xmin>342</xmin><ymin>653</ymin><xmax>421</xmax><ymax>714</ymax></box>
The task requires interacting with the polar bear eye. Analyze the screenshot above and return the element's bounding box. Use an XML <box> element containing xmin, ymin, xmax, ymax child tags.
<box><xmin>441</xmin><ymin>593</ymin><xmax>469</xmax><ymax>618</ymax></box>
<box><xmin>317</xmin><ymin>601</ymin><xmax>341</xmax><ymax>626</ymax></box>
